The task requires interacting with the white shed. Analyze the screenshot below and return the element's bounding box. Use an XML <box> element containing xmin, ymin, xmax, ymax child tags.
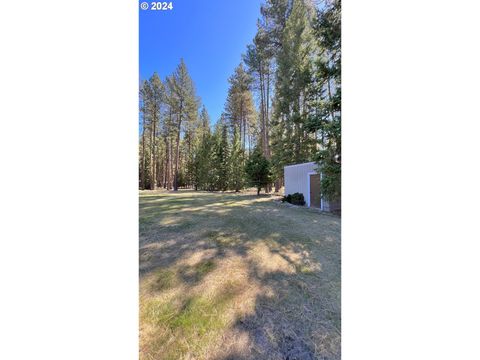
<box><xmin>284</xmin><ymin>162</ymin><xmax>340</xmax><ymax>212</ymax></box>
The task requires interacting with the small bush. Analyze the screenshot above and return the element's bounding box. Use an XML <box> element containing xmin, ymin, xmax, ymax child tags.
<box><xmin>282</xmin><ymin>192</ymin><xmax>305</xmax><ymax>206</ymax></box>
<box><xmin>291</xmin><ymin>193</ymin><xmax>306</xmax><ymax>205</ymax></box>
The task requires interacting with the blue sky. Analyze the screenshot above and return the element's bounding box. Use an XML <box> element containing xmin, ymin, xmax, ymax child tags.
<box><xmin>139</xmin><ymin>0</ymin><xmax>262</xmax><ymax>124</ymax></box>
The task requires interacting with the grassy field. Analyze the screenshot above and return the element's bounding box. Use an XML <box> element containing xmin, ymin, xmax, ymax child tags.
<box><xmin>139</xmin><ymin>190</ymin><xmax>341</xmax><ymax>360</ymax></box>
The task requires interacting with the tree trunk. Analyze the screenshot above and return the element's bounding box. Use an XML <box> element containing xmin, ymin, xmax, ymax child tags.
<box><xmin>155</xmin><ymin>158</ymin><xmax>162</xmax><ymax>187</ymax></box>
<box><xmin>162</xmin><ymin>148</ymin><xmax>167</xmax><ymax>188</ymax></box>
<box><xmin>150</xmin><ymin>111</ymin><xmax>156</xmax><ymax>190</ymax></box>
<box><xmin>240</xmin><ymin>99</ymin><xmax>246</xmax><ymax>151</ymax></box>
<box><xmin>174</xmin><ymin>132</ymin><xmax>180</xmax><ymax>191</ymax></box>
<box><xmin>274</xmin><ymin>179</ymin><xmax>281</xmax><ymax>193</ymax></box>
<box><xmin>263</xmin><ymin>65</ymin><xmax>270</xmax><ymax>158</ymax></box>
<box><xmin>259</xmin><ymin>69</ymin><xmax>266</xmax><ymax>156</ymax></box>
<box><xmin>265</xmin><ymin>69</ymin><xmax>271</xmax><ymax>159</ymax></box>
<box><xmin>174</xmin><ymin>107</ymin><xmax>182</xmax><ymax>191</ymax></box>
<box><xmin>163</xmin><ymin>137</ymin><xmax>168</xmax><ymax>188</ymax></box>
<box><xmin>141</xmin><ymin>116</ymin><xmax>146</xmax><ymax>189</ymax></box>
<box><xmin>169</xmin><ymin>139</ymin><xmax>173</xmax><ymax>189</ymax></box>
<box><xmin>326</xmin><ymin>71</ymin><xmax>335</xmax><ymax>122</ymax></box>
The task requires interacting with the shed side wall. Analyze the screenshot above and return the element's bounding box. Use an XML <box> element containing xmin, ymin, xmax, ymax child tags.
<box><xmin>284</xmin><ymin>163</ymin><xmax>317</xmax><ymax>199</ymax></box>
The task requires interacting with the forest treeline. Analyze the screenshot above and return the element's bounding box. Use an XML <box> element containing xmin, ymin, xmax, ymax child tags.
<box><xmin>139</xmin><ymin>0</ymin><xmax>340</xmax><ymax>200</ymax></box>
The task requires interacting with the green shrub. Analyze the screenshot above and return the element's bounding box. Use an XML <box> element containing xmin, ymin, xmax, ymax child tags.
<box><xmin>282</xmin><ymin>193</ymin><xmax>305</xmax><ymax>206</ymax></box>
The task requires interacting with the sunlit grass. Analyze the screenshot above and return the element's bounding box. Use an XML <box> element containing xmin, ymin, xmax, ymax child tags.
<box><xmin>139</xmin><ymin>190</ymin><xmax>341</xmax><ymax>360</ymax></box>
<box><xmin>141</xmin><ymin>281</ymin><xmax>242</xmax><ymax>359</ymax></box>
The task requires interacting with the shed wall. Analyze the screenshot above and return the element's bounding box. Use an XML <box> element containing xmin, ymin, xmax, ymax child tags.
<box><xmin>284</xmin><ymin>162</ymin><xmax>341</xmax><ymax>212</ymax></box>
<box><xmin>284</xmin><ymin>162</ymin><xmax>317</xmax><ymax>199</ymax></box>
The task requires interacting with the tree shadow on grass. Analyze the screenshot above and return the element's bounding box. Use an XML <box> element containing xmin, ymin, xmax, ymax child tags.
<box><xmin>139</xmin><ymin>192</ymin><xmax>341</xmax><ymax>360</ymax></box>
<box><xmin>219</xmin><ymin>258</ymin><xmax>341</xmax><ymax>360</ymax></box>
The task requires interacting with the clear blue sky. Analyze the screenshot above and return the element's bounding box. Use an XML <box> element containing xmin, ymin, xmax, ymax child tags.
<box><xmin>139</xmin><ymin>0</ymin><xmax>262</xmax><ymax>124</ymax></box>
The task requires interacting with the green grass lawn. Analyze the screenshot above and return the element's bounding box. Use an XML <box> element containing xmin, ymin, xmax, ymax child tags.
<box><xmin>139</xmin><ymin>190</ymin><xmax>341</xmax><ymax>360</ymax></box>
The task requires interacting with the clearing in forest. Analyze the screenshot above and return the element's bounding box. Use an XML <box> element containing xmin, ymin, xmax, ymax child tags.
<box><xmin>139</xmin><ymin>190</ymin><xmax>341</xmax><ymax>360</ymax></box>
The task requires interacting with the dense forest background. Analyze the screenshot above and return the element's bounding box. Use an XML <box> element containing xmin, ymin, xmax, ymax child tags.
<box><xmin>139</xmin><ymin>0</ymin><xmax>340</xmax><ymax>200</ymax></box>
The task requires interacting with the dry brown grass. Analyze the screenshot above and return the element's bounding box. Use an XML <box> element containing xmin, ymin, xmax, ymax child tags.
<box><xmin>140</xmin><ymin>190</ymin><xmax>341</xmax><ymax>360</ymax></box>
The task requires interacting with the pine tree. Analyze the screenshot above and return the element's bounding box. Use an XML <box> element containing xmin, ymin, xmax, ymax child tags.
<box><xmin>139</xmin><ymin>80</ymin><xmax>148</xmax><ymax>190</ymax></box>
<box><xmin>244</xmin><ymin>27</ymin><xmax>274</xmax><ymax>160</ymax></box>
<box><xmin>149</xmin><ymin>73</ymin><xmax>164</xmax><ymax>189</ymax></box>
<box><xmin>224</xmin><ymin>64</ymin><xmax>257</xmax><ymax>153</ymax></box>
<box><xmin>260</xmin><ymin>0</ymin><xmax>292</xmax><ymax>53</ymax></box>
<box><xmin>229</xmin><ymin>129</ymin><xmax>245</xmax><ymax>192</ymax></box>
<box><xmin>162</xmin><ymin>77</ymin><xmax>176</xmax><ymax>190</ymax></box>
<box><xmin>139</xmin><ymin>73</ymin><xmax>165</xmax><ymax>190</ymax></box>
<box><xmin>305</xmin><ymin>0</ymin><xmax>341</xmax><ymax>201</ymax></box>
<box><xmin>166</xmin><ymin>59</ymin><xmax>199</xmax><ymax>191</ymax></box>
<box><xmin>211</xmin><ymin>116</ymin><xmax>230</xmax><ymax>191</ymax></box>
<box><xmin>138</xmin><ymin>0</ymin><xmax>341</xmax><ymax>201</ymax></box>
<box><xmin>192</xmin><ymin>106</ymin><xmax>213</xmax><ymax>190</ymax></box>
<box><xmin>271</xmin><ymin>0</ymin><xmax>317</xmax><ymax>184</ymax></box>
<box><xmin>245</xmin><ymin>146</ymin><xmax>272</xmax><ymax>196</ymax></box>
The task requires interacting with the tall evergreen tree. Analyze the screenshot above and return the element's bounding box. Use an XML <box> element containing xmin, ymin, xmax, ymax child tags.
<box><xmin>225</xmin><ymin>64</ymin><xmax>257</xmax><ymax>153</ymax></box>
<box><xmin>149</xmin><ymin>73</ymin><xmax>164</xmax><ymax>189</ymax></box>
<box><xmin>229</xmin><ymin>129</ymin><xmax>245</xmax><ymax>192</ymax></box>
<box><xmin>192</xmin><ymin>106</ymin><xmax>213</xmax><ymax>190</ymax></box>
<box><xmin>139</xmin><ymin>80</ymin><xmax>148</xmax><ymax>190</ymax></box>
<box><xmin>166</xmin><ymin>59</ymin><xmax>199</xmax><ymax>191</ymax></box>
<box><xmin>138</xmin><ymin>1</ymin><xmax>341</xmax><ymax>202</ymax></box>
<box><xmin>271</xmin><ymin>0</ymin><xmax>317</xmax><ymax>184</ymax></box>
<box><xmin>244</xmin><ymin>27</ymin><xmax>274</xmax><ymax>160</ymax></box>
<box><xmin>305</xmin><ymin>0</ymin><xmax>341</xmax><ymax>201</ymax></box>
<box><xmin>245</xmin><ymin>146</ymin><xmax>272</xmax><ymax>196</ymax></box>
<box><xmin>260</xmin><ymin>0</ymin><xmax>292</xmax><ymax>53</ymax></box>
<box><xmin>162</xmin><ymin>77</ymin><xmax>176</xmax><ymax>190</ymax></box>
<box><xmin>139</xmin><ymin>73</ymin><xmax>164</xmax><ymax>189</ymax></box>
<box><xmin>212</xmin><ymin>116</ymin><xmax>230</xmax><ymax>191</ymax></box>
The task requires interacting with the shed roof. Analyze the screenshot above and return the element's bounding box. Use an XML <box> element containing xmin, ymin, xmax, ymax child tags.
<box><xmin>283</xmin><ymin>161</ymin><xmax>315</xmax><ymax>169</ymax></box>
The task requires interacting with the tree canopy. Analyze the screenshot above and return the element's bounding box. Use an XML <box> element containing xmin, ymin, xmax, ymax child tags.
<box><xmin>139</xmin><ymin>0</ymin><xmax>341</xmax><ymax>200</ymax></box>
